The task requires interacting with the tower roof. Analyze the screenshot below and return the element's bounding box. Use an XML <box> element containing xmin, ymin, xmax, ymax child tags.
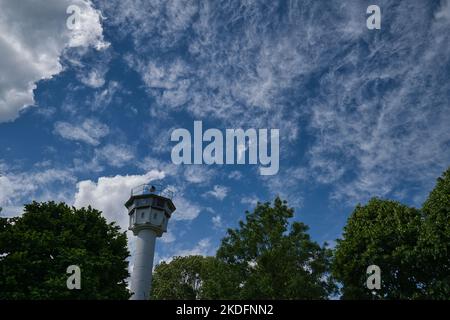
<box><xmin>124</xmin><ymin>183</ymin><xmax>176</xmax><ymax>212</ymax></box>
<box><xmin>130</xmin><ymin>183</ymin><xmax>174</xmax><ymax>199</ymax></box>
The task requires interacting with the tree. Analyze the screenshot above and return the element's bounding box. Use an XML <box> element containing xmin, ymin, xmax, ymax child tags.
<box><xmin>151</xmin><ymin>255</ymin><xmax>240</xmax><ymax>299</ymax></box>
<box><xmin>151</xmin><ymin>198</ymin><xmax>335</xmax><ymax>299</ymax></box>
<box><xmin>418</xmin><ymin>168</ymin><xmax>450</xmax><ymax>298</ymax></box>
<box><xmin>333</xmin><ymin>167</ymin><xmax>450</xmax><ymax>299</ymax></box>
<box><xmin>0</xmin><ymin>201</ymin><xmax>130</xmax><ymax>299</ymax></box>
<box><xmin>151</xmin><ymin>255</ymin><xmax>208</xmax><ymax>300</ymax></box>
<box><xmin>332</xmin><ymin>199</ymin><xmax>422</xmax><ymax>299</ymax></box>
<box><xmin>217</xmin><ymin>197</ymin><xmax>336</xmax><ymax>299</ymax></box>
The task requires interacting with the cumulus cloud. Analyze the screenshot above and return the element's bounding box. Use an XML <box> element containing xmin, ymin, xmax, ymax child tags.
<box><xmin>54</xmin><ymin>118</ymin><xmax>109</xmax><ymax>145</ymax></box>
<box><xmin>67</xmin><ymin>1</ymin><xmax>109</xmax><ymax>50</ymax></box>
<box><xmin>73</xmin><ymin>170</ymin><xmax>165</xmax><ymax>230</ymax></box>
<box><xmin>0</xmin><ymin>0</ymin><xmax>108</xmax><ymax>122</ymax></box>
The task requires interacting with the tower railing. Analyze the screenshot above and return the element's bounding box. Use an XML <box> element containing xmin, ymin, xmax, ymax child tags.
<box><xmin>130</xmin><ymin>183</ymin><xmax>174</xmax><ymax>199</ymax></box>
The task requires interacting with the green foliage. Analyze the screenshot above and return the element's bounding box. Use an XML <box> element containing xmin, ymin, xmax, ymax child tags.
<box><xmin>217</xmin><ymin>197</ymin><xmax>335</xmax><ymax>299</ymax></box>
<box><xmin>151</xmin><ymin>255</ymin><xmax>207</xmax><ymax>299</ymax></box>
<box><xmin>5</xmin><ymin>168</ymin><xmax>447</xmax><ymax>300</ymax></box>
<box><xmin>332</xmin><ymin>199</ymin><xmax>422</xmax><ymax>299</ymax></box>
<box><xmin>333</xmin><ymin>167</ymin><xmax>450</xmax><ymax>299</ymax></box>
<box><xmin>0</xmin><ymin>202</ymin><xmax>130</xmax><ymax>300</ymax></box>
<box><xmin>152</xmin><ymin>198</ymin><xmax>336</xmax><ymax>299</ymax></box>
<box><xmin>418</xmin><ymin>168</ymin><xmax>450</xmax><ymax>298</ymax></box>
<box><xmin>150</xmin><ymin>255</ymin><xmax>238</xmax><ymax>299</ymax></box>
<box><xmin>198</xmin><ymin>257</ymin><xmax>243</xmax><ymax>299</ymax></box>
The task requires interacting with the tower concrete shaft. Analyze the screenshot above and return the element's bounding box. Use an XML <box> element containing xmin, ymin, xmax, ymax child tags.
<box><xmin>131</xmin><ymin>229</ymin><xmax>157</xmax><ymax>300</ymax></box>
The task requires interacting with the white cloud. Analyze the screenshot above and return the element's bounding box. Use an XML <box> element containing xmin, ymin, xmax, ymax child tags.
<box><xmin>3</xmin><ymin>1</ymin><xmax>446</xmax><ymax>219</ymax></box>
<box><xmin>173</xmin><ymin>238</ymin><xmax>213</xmax><ymax>257</ymax></box>
<box><xmin>228</xmin><ymin>171</ymin><xmax>243</xmax><ymax>180</ymax></box>
<box><xmin>260</xmin><ymin>166</ymin><xmax>305</xmax><ymax>209</ymax></box>
<box><xmin>67</xmin><ymin>1</ymin><xmax>109</xmax><ymax>50</ymax></box>
<box><xmin>0</xmin><ymin>0</ymin><xmax>108</xmax><ymax>122</ymax></box>
<box><xmin>158</xmin><ymin>238</ymin><xmax>214</xmax><ymax>264</ymax></box>
<box><xmin>204</xmin><ymin>185</ymin><xmax>229</xmax><ymax>201</ymax></box>
<box><xmin>436</xmin><ymin>0</ymin><xmax>450</xmax><ymax>20</ymax></box>
<box><xmin>171</xmin><ymin>195</ymin><xmax>201</xmax><ymax>221</ymax></box>
<box><xmin>75</xmin><ymin>48</ymin><xmax>112</xmax><ymax>90</ymax></box>
<box><xmin>183</xmin><ymin>166</ymin><xmax>215</xmax><ymax>184</ymax></box>
<box><xmin>79</xmin><ymin>69</ymin><xmax>106</xmax><ymax>88</ymax></box>
<box><xmin>305</xmin><ymin>2</ymin><xmax>450</xmax><ymax>204</ymax></box>
<box><xmin>145</xmin><ymin>125</ymin><xmax>178</xmax><ymax>154</ymax></box>
<box><xmin>160</xmin><ymin>230</ymin><xmax>176</xmax><ymax>244</ymax></box>
<box><xmin>212</xmin><ymin>215</ymin><xmax>222</xmax><ymax>229</ymax></box>
<box><xmin>54</xmin><ymin>118</ymin><xmax>109</xmax><ymax>145</ymax></box>
<box><xmin>102</xmin><ymin>1</ymin><xmax>450</xmax><ymax>205</ymax></box>
<box><xmin>73</xmin><ymin>170</ymin><xmax>165</xmax><ymax>230</ymax></box>
<box><xmin>138</xmin><ymin>156</ymin><xmax>180</xmax><ymax>177</ymax></box>
<box><xmin>72</xmin><ymin>168</ymin><xmax>205</xmax><ymax>279</ymax></box>
<box><xmin>241</xmin><ymin>196</ymin><xmax>260</xmax><ymax>207</ymax></box>
<box><xmin>95</xmin><ymin>144</ymin><xmax>135</xmax><ymax>167</ymax></box>
<box><xmin>92</xmin><ymin>81</ymin><xmax>120</xmax><ymax>109</ymax></box>
<box><xmin>0</xmin><ymin>166</ymin><xmax>76</xmax><ymax>211</ymax></box>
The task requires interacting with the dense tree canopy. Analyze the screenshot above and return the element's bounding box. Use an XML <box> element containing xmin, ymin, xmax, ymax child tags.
<box><xmin>151</xmin><ymin>255</ymin><xmax>208</xmax><ymax>299</ymax></box>
<box><xmin>2</xmin><ymin>168</ymin><xmax>450</xmax><ymax>300</ymax></box>
<box><xmin>0</xmin><ymin>202</ymin><xmax>130</xmax><ymax>299</ymax></box>
<box><xmin>153</xmin><ymin>168</ymin><xmax>450</xmax><ymax>300</ymax></box>
<box><xmin>150</xmin><ymin>255</ymin><xmax>239</xmax><ymax>299</ymax></box>
<box><xmin>418</xmin><ymin>168</ymin><xmax>450</xmax><ymax>298</ymax></box>
<box><xmin>152</xmin><ymin>198</ymin><xmax>336</xmax><ymax>299</ymax></box>
<box><xmin>333</xmin><ymin>168</ymin><xmax>450</xmax><ymax>299</ymax></box>
<box><xmin>332</xmin><ymin>199</ymin><xmax>422</xmax><ymax>299</ymax></box>
<box><xmin>217</xmin><ymin>197</ymin><xmax>335</xmax><ymax>299</ymax></box>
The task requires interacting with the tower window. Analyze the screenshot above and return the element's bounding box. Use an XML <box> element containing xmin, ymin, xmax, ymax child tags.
<box><xmin>154</xmin><ymin>198</ymin><xmax>164</xmax><ymax>208</ymax></box>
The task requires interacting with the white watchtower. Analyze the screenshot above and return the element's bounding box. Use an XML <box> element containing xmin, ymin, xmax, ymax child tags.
<box><xmin>125</xmin><ymin>183</ymin><xmax>176</xmax><ymax>300</ymax></box>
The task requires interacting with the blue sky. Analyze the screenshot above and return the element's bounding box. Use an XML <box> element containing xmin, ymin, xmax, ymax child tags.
<box><xmin>1</xmin><ymin>0</ymin><xmax>450</xmax><ymax>265</ymax></box>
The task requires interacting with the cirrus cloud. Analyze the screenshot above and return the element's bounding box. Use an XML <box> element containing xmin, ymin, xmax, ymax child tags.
<box><xmin>54</xmin><ymin>118</ymin><xmax>110</xmax><ymax>146</ymax></box>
